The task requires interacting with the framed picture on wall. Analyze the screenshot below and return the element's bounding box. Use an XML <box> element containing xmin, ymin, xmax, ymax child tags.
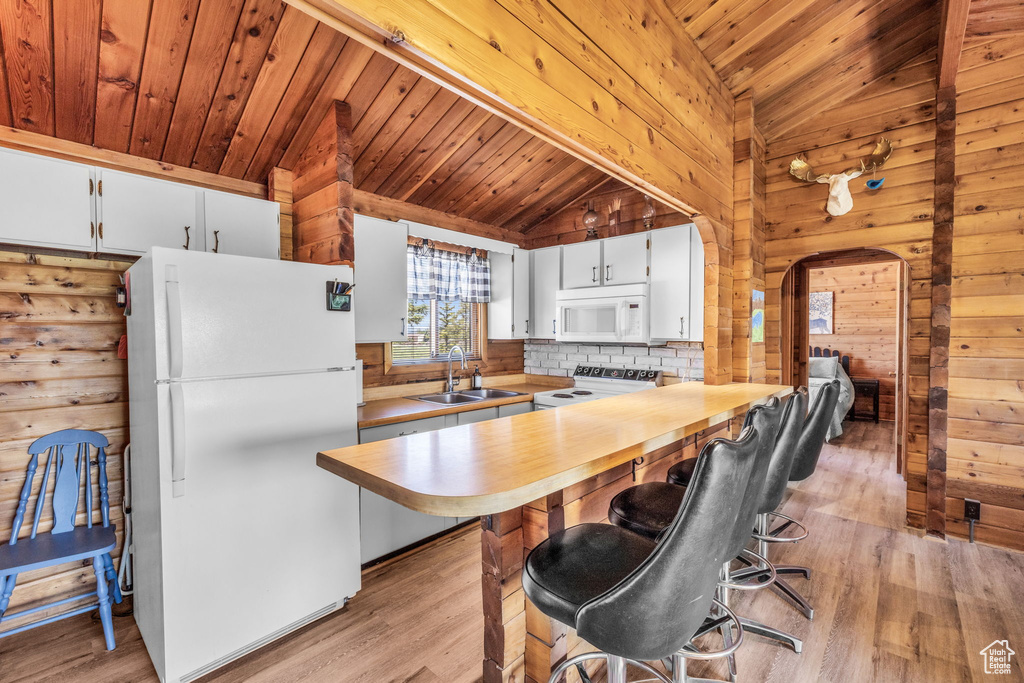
<box><xmin>752</xmin><ymin>289</ymin><xmax>765</xmax><ymax>343</ymax></box>
<box><xmin>809</xmin><ymin>291</ymin><xmax>834</xmax><ymax>334</ymax></box>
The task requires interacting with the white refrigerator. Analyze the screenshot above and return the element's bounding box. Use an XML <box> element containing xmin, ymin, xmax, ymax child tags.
<box><xmin>126</xmin><ymin>248</ymin><xmax>361</xmax><ymax>683</ymax></box>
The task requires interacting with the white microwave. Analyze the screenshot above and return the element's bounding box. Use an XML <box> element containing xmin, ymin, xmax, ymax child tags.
<box><xmin>555</xmin><ymin>284</ymin><xmax>649</xmax><ymax>344</ymax></box>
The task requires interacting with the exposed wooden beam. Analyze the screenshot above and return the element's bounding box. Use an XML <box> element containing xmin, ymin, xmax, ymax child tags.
<box><xmin>283</xmin><ymin>0</ymin><xmax>733</xmax><ymax>224</ymax></box>
<box><xmin>937</xmin><ymin>0</ymin><xmax>972</xmax><ymax>89</ymax></box>
<box><xmin>927</xmin><ymin>84</ymin><xmax>956</xmax><ymax>539</ymax></box>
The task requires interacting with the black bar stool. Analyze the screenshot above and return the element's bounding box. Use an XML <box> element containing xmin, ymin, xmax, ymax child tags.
<box><xmin>609</xmin><ymin>399</ymin><xmax>804</xmax><ymax>675</ymax></box>
<box><xmin>753</xmin><ymin>380</ymin><xmax>841</xmax><ymax>620</ymax></box>
<box><xmin>523</xmin><ymin>427</ymin><xmax>765</xmax><ymax>683</ymax></box>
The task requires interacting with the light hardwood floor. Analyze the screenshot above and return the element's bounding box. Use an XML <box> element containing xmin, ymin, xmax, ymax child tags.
<box><xmin>1</xmin><ymin>421</ymin><xmax>1022</xmax><ymax>682</ymax></box>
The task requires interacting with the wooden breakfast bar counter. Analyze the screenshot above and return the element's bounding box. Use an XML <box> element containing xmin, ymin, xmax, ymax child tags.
<box><xmin>318</xmin><ymin>381</ymin><xmax>792</xmax><ymax>683</ymax></box>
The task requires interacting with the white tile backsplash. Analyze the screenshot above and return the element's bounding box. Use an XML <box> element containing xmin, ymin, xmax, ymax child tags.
<box><xmin>525</xmin><ymin>341</ymin><xmax>704</xmax><ymax>381</ymax></box>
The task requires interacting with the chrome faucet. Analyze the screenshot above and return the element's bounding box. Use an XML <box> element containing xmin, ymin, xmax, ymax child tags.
<box><xmin>445</xmin><ymin>345</ymin><xmax>466</xmax><ymax>393</ymax></box>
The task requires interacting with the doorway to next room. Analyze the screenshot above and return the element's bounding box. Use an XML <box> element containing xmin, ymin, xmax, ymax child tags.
<box><xmin>781</xmin><ymin>250</ymin><xmax>911</xmax><ymax>480</ymax></box>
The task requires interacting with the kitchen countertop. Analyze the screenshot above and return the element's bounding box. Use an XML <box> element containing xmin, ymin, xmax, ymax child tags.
<box><xmin>322</xmin><ymin>382</ymin><xmax>793</xmax><ymax>516</ymax></box>
<box><xmin>357</xmin><ymin>382</ymin><xmax>558</xmax><ymax>429</ymax></box>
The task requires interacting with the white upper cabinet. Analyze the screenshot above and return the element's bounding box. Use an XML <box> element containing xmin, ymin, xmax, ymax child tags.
<box><xmin>98</xmin><ymin>170</ymin><xmax>200</xmax><ymax>255</ymax></box>
<box><xmin>689</xmin><ymin>226</ymin><xmax>705</xmax><ymax>342</ymax></box>
<box><xmin>561</xmin><ymin>240</ymin><xmax>602</xmax><ymax>289</ymax></box>
<box><xmin>488</xmin><ymin>252</ymin><xmax>513</xmax><ymax>340</ymax></box>
<box><xmin>0</xmin><ymin>148</ymin><xmax>281</xmax><ymax>258</ymax></box>
<box><xmin>488</xmin><ymin>248</ymin><xmax>530</xmax><ymax>339</ymax></box>
<box><xmin>512</xmin><ymin>248</ymin><xmax>530</xmax><ymax>338</ymax></box>
<box><xmin>650</xmin><ymin>224</ymin><xmax>704</xmax><ymax>341</ymax></box>
<box><xmin>0</xmin><ymin>148</ymin><xmax>95</xmax><ymax>251</ymax></box>
<box><xmin>203</xmin><ymin>190</ymin><xmax>280</xmax><ymax>259</ymax></box>
<box><xmin>530</xmin><ymin>246</ymin><xmax>560</xmax><ymax>339</ymax></box>
<box><xmin>601</xmin><ymin>232</ymin><xmax>648</xmax><ymax>285</ymax></box>
<box><xmin>354</xmin><ymin>214</ymin><xmax>409</xmax><ymax>343</ymax></box>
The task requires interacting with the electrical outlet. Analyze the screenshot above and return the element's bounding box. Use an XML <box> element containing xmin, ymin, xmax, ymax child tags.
<box><xmin>964</xmin><ymin>499</ymin><xmax>981</xmax><ymax>521</ymax></box>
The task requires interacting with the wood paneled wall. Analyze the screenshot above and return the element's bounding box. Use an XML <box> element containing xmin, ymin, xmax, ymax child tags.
<box><xmin>733</xmin><ymin>93</ymin><xmax>767</xmax><ymax>383</ymax></box>
<box><xmin>295</xmin><ymin>0</ymin><xmax>738</xmax><ymax>386</ymax></box>
<box><xmin>764</xmin><ymin>53</ymin><xmax>937</xmax><ymax>529</ymax></box>
<box><xmin>0</xmin><ymin>251</ymin><xmax>128</xmax><ymax>631</ymax></box>
<box><xmin>809</xmin><ymin>262</ymin><xmax>900</xmax><ymax>420</ymax></box>
<box><xmin>944</xmin><ymin>32</ymin><xmax>1024</xmax><ymax>550</ymax></box>
<box><xmin>521</xmin><ymin>181</ymin><xmax>690</xmax><ymax>250</ymax></box>
<box><xmin>357</xmin><ymin>339</ymin><xmax>525</xmax><ymax>389</ymax></box>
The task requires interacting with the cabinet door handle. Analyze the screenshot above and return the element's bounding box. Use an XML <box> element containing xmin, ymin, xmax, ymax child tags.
<box><xmin>525</xmin><ymin>319</ymin><xmax>529</xmax><ymax>335</ymax></box>
<box><xmin>606</xmin><ymin>264</ymin><xmax>611</xmax><ymax>281</ymax></box>
<box><xmin>212</xmin><ymin>230</ymin><xmax>220</xmax><ymax>254</ymax></box>
<box><xmin>552</xmin><ymin>319</ymin><xmax>556</xmax><ymax>335</ymax></box>
<box><xmin>679</xmin><ymin>316</ymin><xmax>686</xmax><ymax>337</ymax></box>
<box><xmin>398</xmin><ymin>430</ymin><xmax>419</xmax><ymax>436</ymax></box>
<box><xmin>90</xmin><ymin>222</ymin><xmax>95</xmax><ymax>238</ymax></box>
<box><xmin>98</xmin><ymin>222</ymin><xmax>103</xmax><ymax>239</ymax></box>
<box><xmin>183</xmin><ymin>226</ymin><xmax>191</xmax><ymax>250</ymax></box>
<box><xmin>592</xmin><ymin>266</ymin><xmax>597</xmax><ymax>283</ymax></box>
<box><xmin>400</xmin><ymin>317</ymin><xmax>406</xmax><ymax>336</ymax></box>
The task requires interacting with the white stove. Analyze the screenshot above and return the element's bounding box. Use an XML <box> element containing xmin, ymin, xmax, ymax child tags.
<box><xmin>533</xmin><ymin>365</ymin><xmax>663</xmax><ymax>410</ymax></box>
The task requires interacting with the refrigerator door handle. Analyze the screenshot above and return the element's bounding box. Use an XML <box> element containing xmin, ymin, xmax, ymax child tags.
<box><xmin>169</xmin><ymin>382</ymin><xmax>187</xmax><ymax>497</ymax></box>
<box><xmin>166</xmin><ymin>276</ymin><xmax>184</xmax><ymax>379</ymax></box>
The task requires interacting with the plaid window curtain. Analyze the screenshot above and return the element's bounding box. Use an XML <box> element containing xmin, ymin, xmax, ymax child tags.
<box><xmin>407</xmin><ymin>243</ymin><xmax>491</xmax><ymax>303</ymax></box>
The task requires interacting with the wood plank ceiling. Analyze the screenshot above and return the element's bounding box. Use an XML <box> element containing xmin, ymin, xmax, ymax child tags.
<box><xmin>0</xmin><ymin>0</ymin><xmax>956</xmax><ymax>232</ymax></box>
<box><xmin>665</xmin><ymin>0</ymin><xmax>942</xmax><ymax>141</ymax></box>
<box><xmin>0</xmin><ymin>0</ymin><xmax>607</xmax><ymax>233</ymax></box>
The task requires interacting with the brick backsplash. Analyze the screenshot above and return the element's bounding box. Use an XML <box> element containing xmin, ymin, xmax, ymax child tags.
<box><xmin>524</xmin><ymin>341</ymin><xmax>704</xmax><ymax>381</ymax></box>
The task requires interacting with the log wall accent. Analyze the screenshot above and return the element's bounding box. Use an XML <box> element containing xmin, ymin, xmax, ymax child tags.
<box><xmin>0</xmin><ymin>251</ymin><xmax>129</xmax><ymax>633</ymax></box>
<box><xmin>733</xmin><ymin>93</ymin><xmax>767</xmax><ymax>384</ymax></box>
<box><xmin>764</xmin><ymin>53</ymin><xmax>937</xmax><ymax>530</ymax></box>
<box><xmin>944</xmin><ymin>33</ymin><xmax>1024</xmax><ymax>550</ymax></box>
<box><xmin>292</xmin><ymin>101</ymin><xmax>355</xmax><ymax>265</ymax></box>
<box><xmin>808</xmin><ymin>262</ymin><xmax>900</xmax><ymax>420</ymax></box>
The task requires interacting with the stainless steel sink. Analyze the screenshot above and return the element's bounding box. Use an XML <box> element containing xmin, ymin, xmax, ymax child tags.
<box><xmin>457</xmin><ymin>389</ymin><xmax>527</xmax><ymax>399</ymax></box>
<box><xmin>412</xmin><ymin>392</ymin><xmax>484</xmax><ymax>405</ymax></box>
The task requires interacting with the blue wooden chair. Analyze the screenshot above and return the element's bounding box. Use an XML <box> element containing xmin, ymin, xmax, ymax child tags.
<box><xmin>0</xmin><ymin>429</ymin><xmax>122</xmax><ymax>650</ymax></box>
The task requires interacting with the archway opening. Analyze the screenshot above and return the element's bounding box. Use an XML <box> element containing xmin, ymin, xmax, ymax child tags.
<box><xmin>780</xmin><ymin>248</ymin><xmax>912</xmax><ymax>480</ymax></box>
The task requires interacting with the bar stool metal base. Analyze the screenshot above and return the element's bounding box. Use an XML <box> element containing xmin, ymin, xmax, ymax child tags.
<box><xmin>739</xmin><ymin>616</ymin><xmax>803</xmax><ymax>653</ymax></box>
<box><xmin>769</xmin><ymin>577</ymin><xmax>815</xmax><ymax>620</ymax></box>
<box><xmin>548</xmin><ymin>653</ymin><xmax>670</xmax><ymax>683</ymax></box>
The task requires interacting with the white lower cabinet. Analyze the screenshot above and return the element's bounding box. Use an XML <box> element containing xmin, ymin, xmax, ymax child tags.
<box><xmin>356</xmin><ymin>401</ymin><xmax>534</xmax><ymax>561</ymax></box>
<box><xmin>357</xmin><ymin>415</ymin><xmax>447</xmax><ymax>564</ymax></box>
<box><xmin>498</xmin><ymin>402</ymin><xmax>533</xmax><ymax>417</ymax></box>
<box><xmin>457</xmin><ymin>407</ymin><xmax>499</xmax><ymax>424</ymax></box>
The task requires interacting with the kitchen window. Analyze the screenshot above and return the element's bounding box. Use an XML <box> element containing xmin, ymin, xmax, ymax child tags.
<box><xmin>391</xmin><ymin>241</ymin><xmax>489</xmax><ymax>364</ymax></box>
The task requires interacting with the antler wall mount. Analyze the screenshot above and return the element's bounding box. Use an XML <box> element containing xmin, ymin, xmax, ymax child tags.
<box><xmin>789</xmin><ymin>138</ymin><xmax>894</xmax><ymax>216</ymax></box>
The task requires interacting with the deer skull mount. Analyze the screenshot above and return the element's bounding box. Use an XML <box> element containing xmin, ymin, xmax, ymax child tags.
<box><xmin>789</xmin><ymin>138</ymin><xmax>894</xmax><ymax>216</ymax></box>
